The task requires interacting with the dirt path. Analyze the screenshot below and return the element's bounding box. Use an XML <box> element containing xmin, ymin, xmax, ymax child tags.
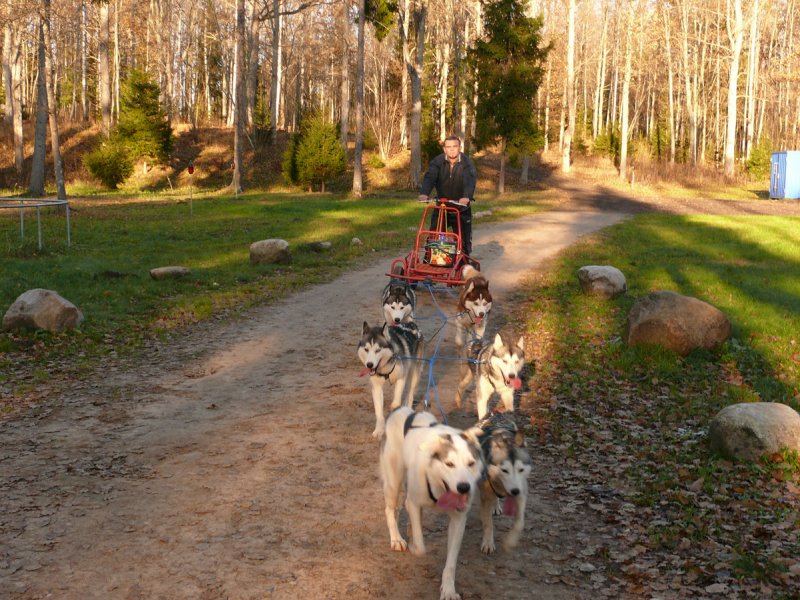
<box><xmin>6</xmin><ymin>180</ymin><xmax>800</xmax><ymax>600</ymax></box>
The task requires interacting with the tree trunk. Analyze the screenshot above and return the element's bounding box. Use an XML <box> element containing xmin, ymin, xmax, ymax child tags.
<box><xmin>233</xmin><ymin>0</ymin><xmax>245</xmax><ymax>192</ymax></box>
<box><xmin>29</xmin><ymin>22</ymin><xmax>49</xmax><ymax>197</ymax></box>
<box><xmin>724</xmin><ymin>0</ymin><xmax>743</xmax><ymax>177</ymax></box>
<box><xmin>543</xmin><ymin>59</ymin><xmax>551</xmax><ymax>152</ymax></box>
<box><xmin>81</xmin><ymin>1</ymin><xmax>89</xmax><ymax>121</ymax></box>
<box><xmin>3</xmin><ymin>24</ymin><xmax>24</xmax><ymax>180</ymax></box>
<box><xmin>678</xmin><ymin>0</ymin><xmax>698</xmax><ymax>164</ymax></box>
<box><xmin>246</xmin><ymin>0</ymin><xmax>260</xmax><ymax>131</ymax></box>
<box><xmin>352</xmin><ymin>0</ymin><xmax>366</xmax><ymax>196</ymax></box>
<box><xmin>43</xmin><ymin>0</ymin><xmax>66</xmax><ymax>199</ymax></box>
<box><xmin>340</xmin><ymin>0</ymin><xmax>351</xmax><ymax>147</ymax></box>
<box><xmin>592</xmin><ymin>2</ymin><xmax>608</xmax><ymax>140</ymax></box>
<box><xmin>562</xmin><ymin>0</ymin><xmax>575</xmax><ymax>173</ymax></box>
<box><xmin>408</xmin><ymin>2</ymin><xmax>426</xmax><ymax>188</ymax></box>
<box><xmin>498</xmin><ymin>139</ymin><xmax>506</xmax><ymax>195</ymax></box>
<box><xmin>99</xmin><ymin>0</ymin><xmax>111</xmax><ymax>136</ymax></box>
<box><xmin>269</xmin><ymin>0</ymin><xmax>282</xmax><ymax>140</ymax></box>
<box><xmin>744</xmin><ymin>0</ymin><xmax>759</xmax><ymax>159</ymax></box>
<box><xmin>664</xmin><ymin>5</ymin><xmax>676</xmax><ymax>163</ymax></box>
<box><xmin>619</xmin><ymin>1</ymin><xmax>633</xmax><ymax>180</ymax></box>
<box><xmin>398</xmin><ymin>0</ymin><xmax>410</xmax><ymax>150</ymax></box>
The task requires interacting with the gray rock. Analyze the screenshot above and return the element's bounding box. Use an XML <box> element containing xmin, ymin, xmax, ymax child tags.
<box><xmin>709</xmin><ymin>402</ymin><xmax>800</xmax><ymax>461</ymax></box>
<box><xmin>578</xmin><ymin>265</ymin><xmax>627</xmax><ymax>298</ymax></box>
<box><xmin>250</xmin><ymin>239</ymin><xmax>291</xmax><ymax>265</ymax></box>
<box><xmin>3</xmin><ymin>289</ymin><xmax>84</xmax><ymax>332</ymax></box>
<box><xmin>308</xmin><ymin>241</ymin><xmax>332</xmax><ymax>252</ymax></box>
<box><xmin>150</xmin><ymin>266</ymin><xmax>191</xmax><ymax>280</ymax></box>
<box><xmin>351</xmin><ymin>237</ymin><xmax>363</xmax><ymax>246</ymax></box>
<box><xmin>625</xmin><ymin>290</ymin><xmax>730</xmax><ymax>355</ymax></box>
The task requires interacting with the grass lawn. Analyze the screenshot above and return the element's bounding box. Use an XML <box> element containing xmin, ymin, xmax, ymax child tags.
<box><xmin>0</xmin><ymin>189</ymin><xmax>551</xmax><ymax>408</ymax></box>
<box><xmin>521</xmin><ymin>213</ymin><xmax>800</xmax><ymax>594</ymax></box>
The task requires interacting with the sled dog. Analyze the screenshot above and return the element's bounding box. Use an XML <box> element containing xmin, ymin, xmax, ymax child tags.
<box><xmin>454</xmin><ymin>265</ymin><xmax>492</xmax><ymax>348</ymax></box>
<box><xmin>475</xmin><ymin>412</ymin><xmax>531</xmax><ymax>553</ymax></box>
<box><xmin>380</xmin><ymin>406</ymin><xmax>484</xmax><ymax>600</ymax></box>
<box><xmin>455</xmin><ymin>332</ymin><xmax>525</xmax><ymax>419</ymax></box>
<box><xmin>382</xmin><ymin>280</ymin><xmax>417</xmax><ymax>326</ymax></box>
<box><xmin>358</xmin><ymin>322</ymin><xmax>424</xmax><ymax>438</ymax></box>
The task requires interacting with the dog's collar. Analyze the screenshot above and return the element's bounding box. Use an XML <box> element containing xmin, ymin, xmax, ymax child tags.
<box><xmin>373</xmin><ymin>357</ymin><xmax>397</xmax><ymax>380</ymax></box>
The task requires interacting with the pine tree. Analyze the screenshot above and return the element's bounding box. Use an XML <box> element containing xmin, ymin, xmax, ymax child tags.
<box><xmin>295</xmin><ymin>115</ymin><xmax>346</xmax><ymax>192</ymax></box>
<box><xmin>115</xmin><ymin>69</ymin><xmax>173</xmax><ymax>163</ymax></box>
<box><xmin>470</xmin><ymin>0</ymin><xmax>550</xmax><ymax>192</ymax></box>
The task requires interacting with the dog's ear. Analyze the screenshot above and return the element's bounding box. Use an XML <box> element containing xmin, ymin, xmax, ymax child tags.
<box><xmin>362</xmin><ymin>321</ymin><xmax>370</xmax><ymax>335</ymax></box>
<box><xmin>464</xmin><ymin>281</ymin><xmax>474</xmax><ymax>295</ymax></box>
<box><xmin>422</xmin><ymin>433</ymin><xmax>457</xmax><ymax>458</ymax></box>
<box><xmin>493</xmin><ymin>333</ymin><xmax>504</xmax><ymax>350</ymax></box>
<box><xmin>461</xmin><ymin>426</ymin><xmax>484</xmax><ymax>450</ymax></box>
<box><xmin>517</xmin><ymin>336</ymin><xmax>525</xmax><ymax>352</ymax></box>
<box><xmin>514</xmin><ymin>428</ymin><xmax>526</xmax><ymax>447</ymax></box>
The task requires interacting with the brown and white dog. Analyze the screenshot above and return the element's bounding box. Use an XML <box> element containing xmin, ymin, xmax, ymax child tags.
<box><xmin>454</xmin><ymin>265</ymin><xmax>492</xmax><ymax>348</ymax></box>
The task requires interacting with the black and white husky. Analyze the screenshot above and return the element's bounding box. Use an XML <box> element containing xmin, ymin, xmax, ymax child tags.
<box><xmin>358</xmin><ymin>322</ymin><xmax>424</xmax><ymax>438</ymax></box>
<box><xmin>455</xmin><ymin>332</ymin><xmax>526</xmax><ymax>419</ymax></box>
<box><xmin>382</xmin><ymin>280</ymin><xmax>417</xmax><ymax>326</ymax></box>
<box><xmin>475</xmin><ymin>413</ymin><xmax>531</xmax><ymax>554</ymax></box>
<box><xmin>454</xmin><ymin>265</ymin><xmax>492</xmax><ymax>347</ymax></box>
<box><xmin>380</xmin><ymin>406</ymin><xmax>484</xmax><ymax>600</ymax></box>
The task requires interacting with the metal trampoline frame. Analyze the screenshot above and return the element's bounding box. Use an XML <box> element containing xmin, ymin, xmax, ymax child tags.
<box><xmin>0</xmin><ymin>197</ymin><xmax>71</xmax><ymax>250</ymax></box>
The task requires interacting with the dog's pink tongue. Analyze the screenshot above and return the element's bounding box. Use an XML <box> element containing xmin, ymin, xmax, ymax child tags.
<box><xmin>437</xmin><ymin>491</ymin><xmax>468</xmax><ymax>511</ymax></box>
<box><xmin>502</xmin><ymin>496</ymin><xmax>517</xmax><ymax>517</ymax></box>
<box><xmin>359</xmin><ymin>367</ymin><xmax>371</xmax><ymax>377</ymax></box>
<box><xmin>474</xmin><ymin>316</ymin><xmax>483</xmax><ymax>325</ymax></box>
<box><xmin>511</xmin><ymin>377</ymin><xmax>522</xmax><ymax>390</ymax></box>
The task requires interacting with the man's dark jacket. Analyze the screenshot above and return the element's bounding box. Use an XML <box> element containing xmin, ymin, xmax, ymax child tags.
<box><xmin>419</xmin><ymin>153</ymin><xmax>477</xmax><ymax>201</ymax></box>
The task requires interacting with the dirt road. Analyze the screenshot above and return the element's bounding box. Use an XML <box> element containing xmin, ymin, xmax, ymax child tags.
<box><xmin>0</xmin><ymin>202</ymin><xmax>636</xmax><ymax>600</ymax></box>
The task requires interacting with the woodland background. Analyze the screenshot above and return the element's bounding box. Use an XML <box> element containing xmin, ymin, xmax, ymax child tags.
<box><xmin>2</xmin><ymin>0</ymin><xmax>800</xmax><ymax>196</ymax></box>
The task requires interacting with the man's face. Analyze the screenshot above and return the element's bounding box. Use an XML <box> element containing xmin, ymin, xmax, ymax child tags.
<box><xmin>443</xmin><ymin>139</ymin><xmax>461</xmax><ymax>161</ymax></box>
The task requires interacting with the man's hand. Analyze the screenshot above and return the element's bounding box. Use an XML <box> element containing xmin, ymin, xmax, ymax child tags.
<box><xmin>457</xmin><ymin>197</ymin><xmax>470</xmax><ymax>206</ymax></box>
<box><xmin>418</xmin><ymin>194</ymin><xmax>429</xmax><ymax>203</ymax></box>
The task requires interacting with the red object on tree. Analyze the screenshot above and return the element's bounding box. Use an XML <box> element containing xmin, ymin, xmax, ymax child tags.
<box><xmin>187</xmin><ymin>162</ymin><xmax>195</xmax><ymax>175</ymax></box>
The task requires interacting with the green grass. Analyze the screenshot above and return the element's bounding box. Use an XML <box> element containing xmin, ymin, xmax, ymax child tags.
<box><xmin>520</xmin><ymin>213</ymin><xmax>800</xmax><ymax>594</ymax></box>
<box><xmin>0</xmin><ymin>189</ymin><xmax>550</xmax><ymax>403</ymax></box>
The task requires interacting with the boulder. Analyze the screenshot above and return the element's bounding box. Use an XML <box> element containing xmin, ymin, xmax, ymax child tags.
<box><xmin>3</xmin><ymin>288</ymin><xmax>84</xmax><ymax>332</ymax></box>
<box><xmin>625</xmin><ymin>290</ymin><xmax>730</xmax><ymax>355</ymax></box>
<box><xmin>308</xmin><ymin>241</ymin><xmax>332</xmax><ymax>252</ymax></box>
<box><xmin>150</xmin><ymin>266</ymin><xmax>191</xmax><ymax>280</ymax></box>
<box><xmin>250</xmin><ymin>239</ymin><xmax>291</xmax><ymax>265</ymax></box>
<box><xmin>578</xmin><ymin>265</ymin><xmax>627</xmax><ymax>298</ymax></box>
<box><xmin>709</xmin><ymin>402</ymin><xmax>800</xmax><ymax>461</ymax></box>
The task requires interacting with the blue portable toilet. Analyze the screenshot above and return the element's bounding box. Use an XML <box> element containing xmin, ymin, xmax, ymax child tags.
<box><xmin>770</xmin><ymin>151</ymin><xmax>800</xmax><ymax>199</ymax></box>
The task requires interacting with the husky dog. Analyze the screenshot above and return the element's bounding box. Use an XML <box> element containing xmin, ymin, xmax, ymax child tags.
<box><xmin>455</xmin><ymin>332</ymin><xmax>525</xmax><ymax>420</ymax></box>
<box><xmin>454</xmin><ymin>265</ymin><xmax>492</xmax><ymax>348</ymax></box>
<box><xmin>358</xmin><ymin>322</ymin><xmax>424</xmax><ymax>438</ymax></box>
<box><xmin>380</xmin><ymin>406</ymin><xmax>484</xmax><ymax>600</ymax></box>
<box><xmin>382</xmin><ymin>280</ymin><xmax>417</xmax><ymax>326</ymax></box>
<box><xmin>475</xmin><ymin>413</ymin><xmax>531</xmax><ymax>554</ymax></box>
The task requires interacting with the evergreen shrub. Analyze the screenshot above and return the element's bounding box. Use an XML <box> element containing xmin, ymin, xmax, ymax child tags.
<box><xmin>83</xmin><ymin>143</ymin><xmax>133</xmax><ymax>189</ymax></box>
<box><xmin>746</xmin><ymin>138</ymin><xmax>772</xmax><ymax>181</ymax></box>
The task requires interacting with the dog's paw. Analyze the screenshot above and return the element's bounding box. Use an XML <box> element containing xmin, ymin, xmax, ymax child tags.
<box><xmin>503</xmin><ymin>531</ymin><xmax>521</xmax><ymax>551</ymax></box>
<box><xmin>481</xmin><ymin>538</ymin><xmax>497</xmax><ymax>554</ymax></box>
<box><xmin>371</xmin><ymin>427</ymin><xmax>384</xmax><ymax>440</ymax></box>
<box><xmin>439</xmin><ymin>586</ymin><xmax>461</xmax><ymax>600</ymax></box>
<box><xmin>408</xmin><ymin>541</ymin><xmax>426</xmax><ymax>556</ymax></box>
<box><xmin>390</xmin><ymin>538</ymin><xmax>408</xmax><ymax>552</ymax></box>
<box><xmin>492</xmin><ymin>499</ymin><xmax>503</xmax><ymax>516</ymax></box>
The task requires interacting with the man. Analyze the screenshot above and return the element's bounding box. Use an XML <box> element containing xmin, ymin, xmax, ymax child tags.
<box><xmin>418</xmin><ymin>136</ymin><xmax>477</xmax><ymax>256</ymax></box>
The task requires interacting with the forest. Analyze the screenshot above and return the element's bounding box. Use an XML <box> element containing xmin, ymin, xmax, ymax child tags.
<box><xmin>2</xmin><ymin>0</ymin><xmax>799</xmax><ymax>196</ymax></box>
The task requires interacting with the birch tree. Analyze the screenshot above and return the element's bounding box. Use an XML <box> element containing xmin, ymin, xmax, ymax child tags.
<box><xmin>724</xmin><ymin>0</ymin><xmax>744</xmax><ymax>177</ymax></box>
<box><xmin>562</xmin><ymin>0</ymin><xmax>575</xmax><ymax>173</ymax></box>
<box><xmin>352</xmin><ymin>0</ymin><xmax>365</xmax><ymax>195</ymax></box>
